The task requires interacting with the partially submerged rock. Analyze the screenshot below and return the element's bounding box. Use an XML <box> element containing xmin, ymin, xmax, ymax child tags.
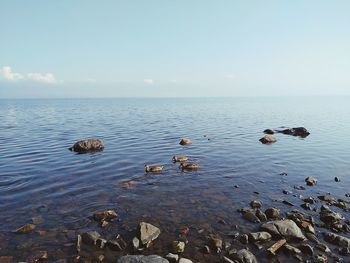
<box><xmin>248</xmin><ymin>232</ymin><xmax>272</xmax><ymax>242</ymax></box>
<box><xmin>179</xmin><ymin>138</ymin><xmax>192</xmax><ymax>145</ymax></box>
<box><xmin>263</xmin><ymin>129</ymin><xmax>275</xmax><ymax>134</ymax></box>
<box><xmin>139</xmin><ymin>222</ymin><xmax>161</xmax><ymax>246</ymax></box>
<box><xmin>305</xmin><ymin>177</ymin><xmax>317</xmax><ymax>186</ymax></box>
<box><xmin>172</xmin><ymin>241</ymin><xmax>185</xmax><ymax>253</ymax></box>
<box><xmin>231</xmin><ymin>249</ymin><xmax>258</xmax><ymax>263</ymax></box>
<box><xmin>265</xmin><ymin>207</ymin><xmax>280</xmax><ymax>220</ymax></box>
<box><xmin>324</xmin><ymin>232</ymin><xmax>350</xmax><ymax>247</ymax></box>
<box><xmin>259</xmin><ymin>135</ymin><xmax>277</xmax><ymax>144</ymax></box>
<box><xmin>278</xmin><ymin>127</ymin><xmax>310</xmax><ymax>137</ymax></box>
<box><xmin>261</xmin><ymin>219</ymin><xmax>306</xmax><ymax>240</ymax></box>
<box><xmin>15</xmin><ymin>223</ymin><xmax>36</xmax><ymax>234</ymax></box>
<box><xmin>117</xmin><ymin>255</ymin><xmax>169</xmax><ymax>263</ymax></box>
<box><xmin>69</xmin><ymin>139</ymin><xmax>104</xmax><ymax>153</ymax></box>
<box><xmin>93</xmin><ymin>210</ymin><xmax>118</xmax><ymax>222</ymax></box>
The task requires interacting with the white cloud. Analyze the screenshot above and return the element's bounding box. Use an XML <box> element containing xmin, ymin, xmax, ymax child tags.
<box><xmin>143</xmin><ymin>79</ymin><xmax>154</xmax><ymax>85</ymax></box>
<box><xmin>27</xmin><ymin>72</ymin><xmax>57</xmax><ymax>84</ymax></box>
<box><xmin>170</xmin><ymin>79</ymin><xmax>177</xmax><ymax>83</ymax></box>
<box><xmin>0</xmin><ymin>66</ymin><xmax>57</xmax><ymax>84</ymax></box>
<box><xmin>0</xmin><ymin>66</ymin><xmax>24</xmax><ymax>80</ymax></box>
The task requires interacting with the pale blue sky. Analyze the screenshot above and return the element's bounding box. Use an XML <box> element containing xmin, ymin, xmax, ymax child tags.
<box><xmin>0</xmin><ymin>1</ymin><xmax>349</xmax><ymax>98</ymax></box>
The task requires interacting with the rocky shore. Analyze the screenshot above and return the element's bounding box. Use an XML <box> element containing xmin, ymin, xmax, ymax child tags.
<box><xmin>3</xmin><ymin>129</ymin><xmax>350</xmax><ymax>262</ymax></box>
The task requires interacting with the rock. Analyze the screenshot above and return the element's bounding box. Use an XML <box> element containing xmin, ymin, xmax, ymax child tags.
<box><xmin>294</xmin><ymin>185</ymin><xmax>306</xmax><ymax>190</ymax></box>
<box><xmin>263</xmin><ymin>129</ymin><xmax>274</xmax><ymax>134</ymax></box>
<box><xmin>318</xmin><ymin>196</ymin><xmax>337</xmax><ymax>205</ymax></box>
<box><xmin>69</xmin><ymin>139</ymin><xmax>104</xmax><ymax>153</ymax></box>
<box><xmin>256</xmin><ymin>209</ymin><xmax>267</xmax><ymax>222</ymax></box>
<box><xmin>27</xmin><ymin>251</ymin><xmax>48</xmax><ymax>263</ymax></box>
<box><xmin>172</xmin><ymin>241</ymin><xmax>185</xmax><ymax>253</ymax></box>
<box><xmin>299</xmin><ymin>244</ymin><xmax>314</xmax><ymax>255</ymax></box>
<box><xmin>96</xmin><ymin>238</ymin><xmax>107</xmax><ymax>249</ymax></box>
<box><xmin>315</xmin><ymin>243</ymin><xmax>331</xmax><ymax>253</ymax></box>
<box><xmin>242</xmin><ymin>209</ymin><xmax>260</xmax><ymax>223</ymax></box>
<box><xmin>313</xmin><ymin>254</ymin><xmax>327</xmax><ymax>263</ymax></box>
<box><xmin>301</xmin><ymin>203</ymin><xmax>311</xmax><ymax>210</ymax></box>
<box><xmin>179</xmin><ymin>258</ymin><xmax>193</xmax><ymax>263</ymax></box>
<box><xmin>319</xmin><ymin>206</ymin><xmax>343</xmax><ymax>225</ymax></box>
<box><xmin>107</xmin><ymin>238</ymin><xmax>127</xmax><ymax>251</ymax></box>
<box><xmin>261</xmin><ymin>219</ymin><xmax>306</xmax><ymax>240</ymax></box>
<box><xmin>278</xmin><ymin>127</ymin><xmax>310</xmax><ymax>137</ymax></box>
<box><xmin>179</xmin><ymin>138</ymin><xmax>192</xmax><ymax>145</ymax></box>
<box><xmin>265</xmin><ymin>207</ymin><xmax>280</xmax><ymax>220</ymax></box>
<box><xmin>323</xmin><ymin>232</ymin><xmax>350</xmax><ymax>247</ymax></box>
<box><xmin>282</xmin><ymin>200</ymin><xmax>294</xmax><ymax>206</ymax></box>
<box><xmin>339</xmin><ymin>246</ymin><xmax>350</xmax><ymax>256</ymax></box>
<box><xmin>239</xmin><ymin>234</ymin><xmax>249</xmax><ymax>244</ymax></box>
<box><xmin>132</xmin><ymin>237</ymin><xmax>140</xmax><ymax>250</ymax></box>
<box><xmin>250</xmin><ymin>200</ymin><xmax>262</xmax><ymax>209</ymax></box>
<box><xmin>117</xmin><ymin>255</ymin><xmax>169</xmax><ymax>263</ymax></box>
<box><xmin>248</xmin><ymin>232</ymin><xmax>272</xmax><ymax>242</ymax></box>
<box><xmin>202</xmin><ymin>245</ymin><xmax>210</xmax><ymax>254</ymax></box>
<box><xmin>139</xmin><ymin>222</ymin><xmax>161</xmax><ymax>245</ymax></box>
<box><xmin>283</xmin><ymin>190</ymin><xmax>292</xmax><ymax>195</ymax></box>
<box><xmin>166</xmin><ymin>253</ymin><xmax>179</xmax><ymax>263</ymax></box>
<box><xmin>300</xmin><ymin>220</ymin><xmax>316</xmax><ymax>234</ymax></box>
<box><xmin>334</xmin><ymin>177</ymin><xmax>340</xmax><ymax>182</ymax></box>
<box><xmin>267</xmin><ymin>239</ymin><xmax>286</xmax><ymax>255</ymax></box>
<box><xmin>284</xmin><ymin>244</ymin><xmax>302</xmax><ymax>255</ymax></box>
<box><xmin>304</xmin><ymin>197</ymin><xmax>316</xmax><ymax>204</ymax></box>
<box><xmin>15</xmin><ymin>223</ymin><xmax>36</xmax><ymax>234</ymax></box>
<box><xmin>209</xmin><ymin>235</ymin><xmax>222</xmax><ymax>253</ymax></box>
<box><xmin>93</xmin><ymin>210</ymin><xmax>118</xmax><ymax>222</ymax></box>
<box><xmin>305</xmin><ymin>177</ymin><xmax>317</xmax><ymax>186</ymax></box>
<box><xmin>81</xmin><ymin>231</ymin><xmax>100</xmax><ymax>245</ymax></box>
<box><xmin>77</xmin><ymin>234</ymin><xmax>82</xmax><ymax>252</ymax></box>
<box><xmin>231</xmin><ymin>249</ymin><xmax>258</xmax><ymax>263</ymax></box>
<box><xmin>259</xmin><ymin>134</ymin><xmax>277</xmax><ymax>144</ymax></box>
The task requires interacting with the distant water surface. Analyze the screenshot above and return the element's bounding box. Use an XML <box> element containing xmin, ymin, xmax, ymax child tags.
<box><xmin>0</xmin><ymin>97</ymin><xmax>349</xmax><ymax>261</ymax></box>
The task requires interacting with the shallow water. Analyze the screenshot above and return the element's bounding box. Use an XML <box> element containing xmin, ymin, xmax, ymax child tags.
<box><xmin>0</xmin><ymin>97</ymin><xmax>349</xmax><ymax>262</ymax></box>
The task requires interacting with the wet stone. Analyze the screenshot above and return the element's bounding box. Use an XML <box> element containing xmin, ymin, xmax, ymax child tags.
<box><xmin>202</xmin><ymin>245</ymin><xmax>210</xmax><ymax>254</ymax></box>
<box><xmin>242</xmin><ymin>209</ymin><xmax>260</xmax><ymax>223</ymax></box>
<box><xmin>267</xmin><ymin>239</ymin><xmax>286</xmax><ymax>256</ymax></box>
<box><xmin>239</xmin><ymin>234</ymin><xmax>249</xmax><ymax>244</ymax></box>
<box><xmin>265</xmin><ymin>207</ymin><xmax>280</xmax><ymax>220</ymax></box>
<box><xmin>81</xmin><ymin>231</ymin><xmax>100</xmax><ymax>246</ymax></box>
<box><xmin>334</xmin><ymin>177</ymin><xmax>340</xmax><ymax>182</ymax></box>
<box><xmin>231</xmin><ymin>249</ymin><xmax>258</xmax><ymax>263</ymax></box>
<box><xmin>259</xmin><ymin>135</ymin><xmax>277</xmax><ymax>144</ymax></box>
<box><xmin>248</xmin><ymin>232</ymin><xmax>272</xmax><ymax>242</ymax></box>
<box><xmin>172</xmin><ymin>241</ymin><xmax>185</xmax><ymax>253</ymax></box>
<box><xmin>261</xmin><ymin>219</ymin><xmax>306</xmax><ymax>240</ymax></box>
<box><xmin>132</xmin><ymin>237</ymin><xmax>140</xmax><ymax>250</ymax></box>
<box><xmin>178</xmin><ymin>258</ymin><xmax>193</xmax><ymax>263</ymax></box>
<box><xmin>250</xmin><ymin>200</ymin><xmax>262</xmax><ymax>209</ymax></box>
<box><xmin>93</xmin><ymin>210</ymin><xmax>118</xmax><ymax>222</ymax></box>
<box><xmin>299</xmin><ymin>244</ymin><xmax>314</xmax><ymax>255</ymax></box>
<box><xmin>27</xmin><ymin>251</ymin><xmax>48</xmax><ymax>263</ymax></box>
<box><xmin>117</xmin><ymin>255</ymin><xmax>169</xmax><ymax>263</ymax></box>
<box><xmin>256</xmin><ymin>209</ymin><xmax>267</xmax><ymax>222</ymax></box>
<box><xmin>324</xmin><ymin>232</ymin><xmax>350</xmax><ymax>247</ymax></box>
<box><xmin>166</xmin><ymin>253</ymin><xmax>179</xmax><ymax>262</ymax></box>
<box><xmin>15</xmin><ymin>223</ymin><xmax>36</xmax><ymax>234</ymax></box>
<box><xmin>284</xmin><ymin>244</ymin><xmax>302</xmax><ymax>255</ymax></box>
<box><xmin>209</xmin><ymin>235</ymin><xmax>222</xmax><ymax>253</ymax></box>
<box><xmin>139</xmin><ymin>222</ymin><xmax>161</xmax><ymax>245</ymax></box>
<box><xmin>179</xmin><ymin>138</ymin><xmax>192</xmax><ymax>145</ymax></box>
<box><xmin>69</xmin><ymin>139</ymin><xmax>104</xmax><ymax>153</ymax></box>
<box><xmin>305</xmin><ymin>177</ymin><xmax>317</xmax><ymax>186</ymax></box>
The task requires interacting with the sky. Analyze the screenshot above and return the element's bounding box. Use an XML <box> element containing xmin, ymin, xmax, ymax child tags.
<box><xmin>0</xmin><ymin>0</ymin><xmax>349</xmax><ymax>98</ymax></box>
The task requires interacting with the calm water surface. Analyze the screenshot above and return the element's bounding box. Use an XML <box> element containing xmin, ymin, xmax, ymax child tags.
<box><xmin>0</xmin><ymin>97</ymin><xmax>349</xmax><ymax>262</ymax></box>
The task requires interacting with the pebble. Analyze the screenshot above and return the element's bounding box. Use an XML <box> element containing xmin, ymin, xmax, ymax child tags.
<box><xmin>334</xmin><ymin>176</ymin><xmax>340</xmax><ymax>182</ymax></box>
<box><xmin>305</xmin><ymin>177</ymin><xmax>317</xmax><ymax>186</ymax></box>
<box><xmin>172</xmin><ymin>241</ymin><xmax>185</xmax><ymax>253</ymax></box>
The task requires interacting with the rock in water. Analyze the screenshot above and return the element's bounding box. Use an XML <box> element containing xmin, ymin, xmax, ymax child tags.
<box><xmin>261</xmin><ymin>219</ymin><xmax>306</xmax><ymax>240</ymax></box>
<box><xmin>279</xmin><ymin>127</ymin><xmax>310</xmax><ymax>137</ymax></box>
<box><xmin>305</xmin><ymin>177</ymin><xmax>317</xmax><ymax>186</ymax></box>
<box><xmin>324</xmin><ymin>232</ymin><xmax>350</xmax><ymax>247</ymax></box>
<box><xmin>259</xmin><ymin>135</ymin><xmax>277</xmax><ymax>144</ymax></box>
<box><xmin>69</xmin><ymin>139</ymin><xmax>104</xmax><ymax>153</ymax></box>
<box><xmin>179</xmin><ymin>138</ymin><xmax>192</xmax><ymax>145</ymax></box>
<box><xmin>263</xmin><ymin>129</ymin><xmax>275</xmax><ymax>134</ymax></box>
<box><xmin>117</xmin><ymin>255</ymin><xmax>169</xmax><ymax>263</ymax></box>
<box><xmin>15</xmin><ymin>223</ymin><xmax>36</xmax><ymax>234</ymax></box>
<box><xmin>231</xmin><ymin>249</ymin><xmax>258</xmax><ymax>263</ymax></box>
<box><xmin>249</xmin><ymin>232</ymin><xmax>272</xmax><ymax>242</ymax></box>
<box><xmin>93</xmin><ymin>210</ymin><xmax>118</xmax><ymax>222</ymax></box>
<box><xmin>139</xmin><ymin>222</ymin><xmax>161</xmax><ymax>245</ymax></box>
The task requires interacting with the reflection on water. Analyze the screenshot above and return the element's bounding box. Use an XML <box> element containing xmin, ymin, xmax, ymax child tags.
<box><xmin>0</xmin><ymin>97</ymin><xmax>349</xmax><ymax>262</ymax></box>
